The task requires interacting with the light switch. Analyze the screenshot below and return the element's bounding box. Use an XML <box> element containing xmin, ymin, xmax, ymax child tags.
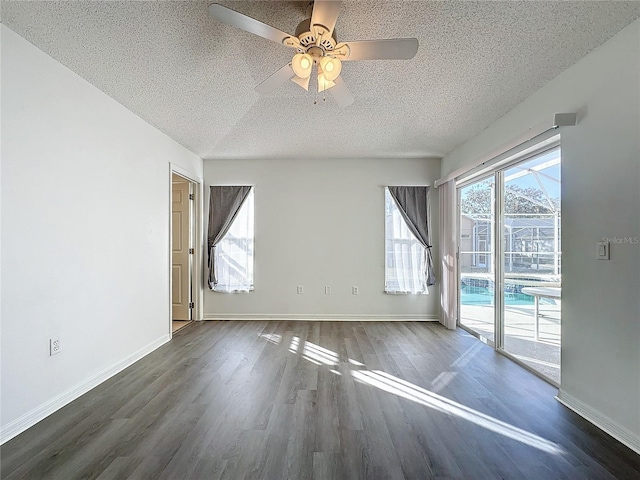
<box><xmin>597</xmin><ymin>241</ymin><xmax>610</xmax><ymax>260</ymax></box>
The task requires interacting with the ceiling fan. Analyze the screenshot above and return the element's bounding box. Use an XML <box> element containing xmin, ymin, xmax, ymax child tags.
<box><xmin>208</xmin><ymin>1</ymin><xmax>419</xmax><ymax>107</ymax></box>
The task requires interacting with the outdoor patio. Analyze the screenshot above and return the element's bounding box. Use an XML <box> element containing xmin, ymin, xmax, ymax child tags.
<box><xmin>459</xmin><ymin>301</ymin><xmax>561</xmax><ymax>383</ymax></box>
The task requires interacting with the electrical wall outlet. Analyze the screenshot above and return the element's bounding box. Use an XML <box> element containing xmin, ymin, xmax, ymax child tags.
<box><xmin>50</xmin><ymin>337</ymin><xmax>61</xmax><ymax>356</ymax></box>
<box><xmin>352</xmin><ymin>286</ymin><xmax>359</xmax><ymax>295</ymax></box>
<box><xmin>325</xmin><ymin>286</ymin><xmax>331</xmax><ymax>295</ymax></box>
<box><xmin>297</xmin><ymin>285</ymin><xmax>304</xmax><ymax>294</ymax></box>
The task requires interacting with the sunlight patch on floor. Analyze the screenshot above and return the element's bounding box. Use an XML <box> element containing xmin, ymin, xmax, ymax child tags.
<box><xmin>450</xmin><ymin>342</ymin><xmax>484</xmax><ymax>368</ymax></box>
<box><xmin>259</xmin><ymin>333</ymin><xmax>282</xmax><ymax>345</ymax></box>
<box><xmin>430</xmin><ymin>371</ymin><xmax>458</xmax><ymax>392</ymax></box>
<box><xmin>300</xmin><ymin>338</ymin><xmax>339</xmax><ymax>365</ymax></box>
<box><xmin>258</xmin><ymin>330</ymin><xmax>564</xmax><ymax>455</ymax></box>
<box><xmin>289</xmin><ymin>336</ymin><xmax>300</xmax><ymax>353</ymax></box>
<box><xmin>352</xmin><ymin>369</ymin><xmax>564</xmax><ymax>455</ymax></box>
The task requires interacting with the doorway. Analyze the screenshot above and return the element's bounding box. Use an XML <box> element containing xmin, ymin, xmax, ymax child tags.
<box><xmin>171</xmin><ymin>173</ymin><xmax>196</xmax><ymax>334</ymax></box>
<box><xmin>457</xmin><ymin>143</ymin><xmax>562</xmax><ymax>385</ymax></box>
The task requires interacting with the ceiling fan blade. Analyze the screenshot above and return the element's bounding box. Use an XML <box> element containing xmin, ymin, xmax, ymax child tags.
<box><xmin>329</xmin><ymin>76</ymin><xmax>354</xmax><ymax>108</ymax></box>
<box><xmin>255</xmin><ymin>64</ymin><xmax>295</xmax><ymax>94</ymax></box>
<box><xmin>209</xmin><ymin>3</ymin><xmax>293</xmax><ymax>45</ymax></box>
<box><xmin>342</xmin><ymin>38</ymin><xmax>419</xmax><ymax>61</ymax></box>
<box><xmin>311</xmin><ymin>0</ymin><xmax>342</xmax><ymax>36</ymax></box>
<box><xmin>291</xmin><ymin>75</ymin><xmax>311</xmax><ymax>91</ymax></box>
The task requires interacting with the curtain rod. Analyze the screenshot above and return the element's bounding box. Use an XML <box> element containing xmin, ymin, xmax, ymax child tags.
<box><xmin>434</xmin><ymin>113</ymin><xmax>576</xmax><ymax>188</ymax></box>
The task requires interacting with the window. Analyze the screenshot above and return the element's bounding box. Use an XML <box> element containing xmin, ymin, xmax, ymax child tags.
<box><xmin>211</xmin><ymin>188</ymin><xmax>254</xmax><ymax>292</ymax></box>
<box><xmin>384</xmin><ymin>187</ymin><xmax>428</xmax><ymax>294</ymax></box>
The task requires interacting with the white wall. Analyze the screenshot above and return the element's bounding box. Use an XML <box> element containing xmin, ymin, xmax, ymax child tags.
<box><xmin>204</xmin><ymin>157</ymin><xmax>440</xmax><ymax>320</ymax></box>
<box><xmin>0</xmin><ymin>26</ymin><xmax>203</xmax><ymax>441</ymax></box>
<box><xmin>442</xmin><ymin>20</ymin><xmax>640</xmax><ymax>451</ymax></box>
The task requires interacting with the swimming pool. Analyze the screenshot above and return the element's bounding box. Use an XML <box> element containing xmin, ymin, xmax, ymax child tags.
<box><xmin>461</xmin><ymin>284</ymin><xmax>535</xmax><ymax>306</ymax></box>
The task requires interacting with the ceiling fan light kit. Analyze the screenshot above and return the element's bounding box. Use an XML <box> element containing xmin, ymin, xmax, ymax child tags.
<box><xmin>208</xmin><ymin>1</ymin><xmax>419</xmax><ymax>107</ymax></box>
<box><xmin>292</xmin><ymin>53</ymin><xmax>314</xmax><ymax>78</ymax></box>
<box><xmin>320</xmin><ymin>56</ymin><xmax>341</xmax><ymax>81</ymax></box>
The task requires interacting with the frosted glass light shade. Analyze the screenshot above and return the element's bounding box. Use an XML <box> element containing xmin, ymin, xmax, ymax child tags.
<box><xmin>292</xmin><ymin>53</ymin><xmax>313</xmax><ymax>78</ymax></box>
<box><xmin>320</xmin><ymin>57</ymin><xmax>341</xmax><ymax>81</ymax></box>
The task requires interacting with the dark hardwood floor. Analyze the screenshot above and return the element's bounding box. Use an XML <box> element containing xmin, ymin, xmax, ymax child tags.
<box><xmin>1</xmin><ymin>321</ymin><xmax>638</xmax><ymax>479</ymax></box>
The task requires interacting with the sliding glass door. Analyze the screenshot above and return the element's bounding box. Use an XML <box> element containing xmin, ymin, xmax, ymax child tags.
<box><xmin>457</xmin><ymin>144</ymin><xmax>562</xmax><ymax>384</ymax></box>
<box><xmin>501</xmin><ymin>148</ymin><xmax>561</xmax><ymax>383</ymax></box>
<box><xmin>458</xmin><ymin>176</ymin><xmax>495</xmax><ymax>343</ymax></box>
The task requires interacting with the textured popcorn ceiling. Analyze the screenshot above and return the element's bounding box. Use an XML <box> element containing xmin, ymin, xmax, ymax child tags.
<box><xmin>2</xmin><ymin>1</ymin><xmax>638</xmax><ymax>160</ymax></box>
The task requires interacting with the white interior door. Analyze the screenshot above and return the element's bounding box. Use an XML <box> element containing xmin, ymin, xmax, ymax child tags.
<box><xmin>172</xmin><ymin>175</ymin><xmax>191</xmax><ymax>320</ymax></box>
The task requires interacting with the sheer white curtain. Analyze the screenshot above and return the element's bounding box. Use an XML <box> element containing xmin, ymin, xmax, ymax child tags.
<box><xmin>385</xmin><ymin>188</ymin><xmax>428</xmax><ymax>294</ymax></box>
<box><xmin>214</xmin><ymin>189</ymin><xmax>254</xmax><ymax>292</ymax></box>
<box><xmin>439</xmin><ymin>180</ymin><xmax>457</xmax><ymax>329</ymax></box>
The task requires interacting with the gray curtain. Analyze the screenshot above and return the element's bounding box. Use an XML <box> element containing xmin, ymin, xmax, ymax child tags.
<box><xmin>388</xmin><ymin>186</ymin><xmax>436</xmax><ymax>286</ymax></box>
<box><xmin>208</xmin><ymin>186</ymin><xmax>252</xmax><ymax>289</ymax></box>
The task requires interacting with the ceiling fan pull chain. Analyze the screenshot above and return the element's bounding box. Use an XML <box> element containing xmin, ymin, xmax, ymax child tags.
<box><xmin>314</xmin><ymin>64</ymin><xmax>318</xmax><ymax>105</ymax></box>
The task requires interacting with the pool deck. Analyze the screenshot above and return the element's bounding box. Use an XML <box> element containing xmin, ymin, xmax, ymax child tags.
<box><xmin>459</xmin><ymin>302</ymin><xmax>561</xmax><ymax>383</ymax></box>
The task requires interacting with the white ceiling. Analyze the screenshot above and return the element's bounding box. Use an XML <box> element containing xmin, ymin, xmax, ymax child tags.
<box><xmin>2</xmin><ymin>1</ymin><xmax>638</xmax><ymax>160</ymax></box>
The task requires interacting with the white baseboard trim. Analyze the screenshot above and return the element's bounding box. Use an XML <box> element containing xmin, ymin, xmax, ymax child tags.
<box><xmin>203</xmin><ymin>313</ymin><xmax>439</xmax><ymax>322</ymax></box>
<box><xmin>0</xmin><ymin>334</ymin><xmax>171</xmax><ymax>445</ymax></box>
<box><xmin>556</xmin><ymin>390</ymin><xmax>640</xmax><ymax>454</ymax></box>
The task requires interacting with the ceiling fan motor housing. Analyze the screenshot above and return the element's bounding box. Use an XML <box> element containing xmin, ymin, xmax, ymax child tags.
<box><xmin>294</xmin><ymin>18</ymin><xmax>337</xmax><ymax>53</ymax></box>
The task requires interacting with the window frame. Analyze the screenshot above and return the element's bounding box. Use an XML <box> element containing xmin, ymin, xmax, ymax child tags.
<box><xmin>212</xmin><ymin>187</ymin><xmax>255</xmax><ymax>293</ymax></box>
<box><xmin>384</xmin><ymin>187</ymin><xmax>429</xmax><ymax>294</ymax></box>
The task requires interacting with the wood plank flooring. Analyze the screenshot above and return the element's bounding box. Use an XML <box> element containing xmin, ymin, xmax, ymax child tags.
<box><xmin>172</xmin><ymin>320</ymin><xmax>192</xmax><ymax>334</ymax></box>
<box><xmin>1</xmin><ymin>321</ymin><xmax>638</xmax><ymax>479</ymax></box>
